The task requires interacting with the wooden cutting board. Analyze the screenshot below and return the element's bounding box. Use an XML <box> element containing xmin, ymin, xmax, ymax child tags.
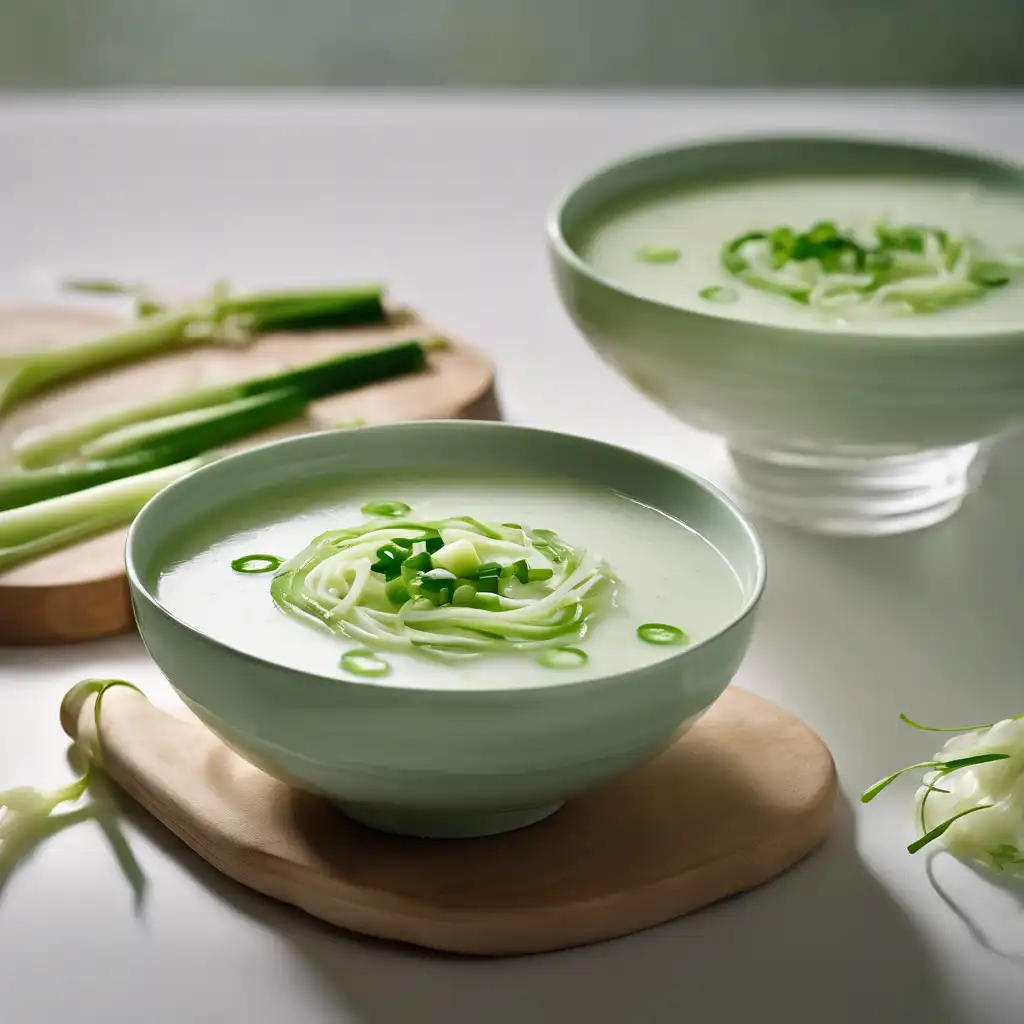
<box><xmin>61</xmin><ymin>683</ymin><xmax>837</xmax><ymax>956</ymax></box>
<box><xmin>0</xmin><ymin>305</ymin><xmax>499</xmax><ymax>645</ymax></box>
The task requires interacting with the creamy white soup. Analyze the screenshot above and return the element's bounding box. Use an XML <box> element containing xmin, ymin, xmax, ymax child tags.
<box><xmin>155</xmin><ymin>472</ymin><xmax>745</xmax><ymax>691</ymax></box>
<box><xmin>579</xmin><ymin>174</ymin><xmax>1024</xmax><ymax>334</ymax></box>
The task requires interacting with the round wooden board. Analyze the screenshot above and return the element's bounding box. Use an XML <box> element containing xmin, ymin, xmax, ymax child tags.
<box><xmin>62</xmin><ymin>683</ymin><xmax>837</xmax><ymax>957</ymax></box>
<box><xmin>0</xmin><ymin>306</ymin><xmax>499</xmax><ymax>645</ymax></box>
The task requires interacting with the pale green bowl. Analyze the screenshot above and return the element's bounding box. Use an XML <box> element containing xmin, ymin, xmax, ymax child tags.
<box><xmin>126</xmin><ymin>421</ymin><xmax>765</xmax><ymax>839</ymax></box>
<box><xmin>549</xmin><ymin>135</ymin><xmax>1024</xmax><ymax>536</ymax></box>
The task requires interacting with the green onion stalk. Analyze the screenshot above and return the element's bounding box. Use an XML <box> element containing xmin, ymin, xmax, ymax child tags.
<box><xmin>2</xmin><ymin>338</ymin><xmax>440</xmax><ymax>511</ymax></box>
<box><xmin>0</xmin><ymin>457</ymin><xmax>209</xmax><ymax>572</ymax></box>
<box><xmin>0</xmin><ymin>282</ymin><xmax>388</xmax><ymax>416</ymax></box>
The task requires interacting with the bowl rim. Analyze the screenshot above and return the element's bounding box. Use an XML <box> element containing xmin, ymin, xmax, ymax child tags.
<box><xmin>125</xmin><ymin>420</ymin><xmax>767</xmax><ymax>694</ymax></box>
<box><xmin>546</xmin><ymin>130</ymin><xmax>1024</xmax><ymax>344</ymax></box>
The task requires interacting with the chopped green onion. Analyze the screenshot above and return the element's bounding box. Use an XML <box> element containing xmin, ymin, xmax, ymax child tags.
<box><xmin>527</xmin><ymin>567</ymin><xmax>554</xmax><ymax>582</ymax></box>
<box><xmin>513</xmin><ymin>558</ymin><xmax>530</xmax><ymax>584</ymax></box>
<box><xmin>401</xmin><ymin>551</ymin><xmax>433</xmax><ymax>579</ymax></box>
<box><xmin>636</xmin><ymin>623</ymin><xmax>689</xmax><ymax>646</ymax></box>
<box><xmin>698</xmin><ymin>285</ymin><xmax>739</xmax><ymax>304</ymax></box>
<box><xmin>384</xmin><ymin>577</ymin><xmax>411</xmax><ymax>606</ymax></box>
<box><xmin>469</xmin><ymin>561</ymin><xmax>503</xmax><ymax>579</ymax></box>
<box><xmin>538</xmin><ymin>647</ymin><xmax>588</xmax><ymax>669</ymax></box>
<box><xmin>719</xmin><ymin>220</ymin><xmax>1021</xmax><ymax>318</ymax></box>
<box><xmin>419</xmin><ymin>568</ymin><xmax>456</xmax><ymax>591</ymax></box>
<box><xmin>371</xmin><ymin>542</ymin><xmax>411</xmax><ymax>580</ymax></box>
<box><xmin>272</xmin><ymin>514</ymin><xmax>617</xmax><ymax>662</ymax></box>
<box><xmin>636</xmin><ymin>246</ymin><xmax>681</xmax><ymax>264</ymax></box>
<box><xmin>361</xmin><ymin>500</ymin><xmax>412</xmax><ymax>518</ymax></box>
<box><xmin>340</xmin><ymin>649</ymin><xmax>391</xmax><ymax>679</ymax></box>
<box><xmin>230</xmin><ymin>554</ymin><xmax>282</xmax><ymax>574</ymax></box>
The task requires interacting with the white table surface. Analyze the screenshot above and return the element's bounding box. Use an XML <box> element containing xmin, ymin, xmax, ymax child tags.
<box><xmin>2</xmin><ymin>90</ymin><xmax>1023</xmax><ymax>1024</ymax></box>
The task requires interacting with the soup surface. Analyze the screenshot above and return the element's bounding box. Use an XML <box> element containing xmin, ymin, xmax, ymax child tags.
<box><xmin>155</xmin><ymin>472</ymin><xmax>745</xmax><ymax>690</ymax></box>
<box><xmin>578</xmin><ymin>174</ymin><xmax>1024</xmax><ymax>335</ymax></box>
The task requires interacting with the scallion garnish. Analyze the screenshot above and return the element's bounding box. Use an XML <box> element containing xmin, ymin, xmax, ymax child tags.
<box><xmin>361</xmin><ymin>500</ymin><xmax>413</xmax><ymax>518</ymax></box>
<box><xmin>270</xmin><ymin>515</ymin><xmax>616</xmax><ymax>662</ymax></box>
<box><xmin>340</xmin><ymin>648</ymin><xmax>391</xmax><ymax>678</ymax></box>
<box><xmin>469</xmin><ymin>561</ymin><xmax>503</xmax><ymax>579</ymax></box>
<box><xmin>719</xmin><ymin>220</ymin><xmax>1022</xmax><ymax>318</ymax></box>
<box><xmin>230</xmin><ymin>554</ymin><xmax>283</xmax><ymax>574</ymax></box>
<box><xmin>698</xmin><ymin>285</ymin><xmax>739</xmax><ymax>304</ymax></box>
<box><xmin>636</xmin><ymin>246</ymin><xmax>682</xmax><ymax>264</ymax></box>
<box><xmin>537</xmin><ymin>647</ymin><xmax>588</xmax><ymax>669</ymax></box>
<box><xmin>636</xmin><ymin>623</ymin><xmax>689</xmax><ymax>646</ymax></box>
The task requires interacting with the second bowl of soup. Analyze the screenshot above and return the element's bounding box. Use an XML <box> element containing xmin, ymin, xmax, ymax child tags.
<box><xmin>549</xmin><ymin>135</ymin><xmax>1024</xmax><ymax>536</ymax></box>
<box><xmin>127</xmin><ymin>422</ymin><xmax>764</xmax><ymax>838</ymax></box>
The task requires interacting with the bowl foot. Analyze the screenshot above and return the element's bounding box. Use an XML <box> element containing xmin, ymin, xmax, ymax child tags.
<box><xmin>333</xmin><ymin>800</ymin><xmax>565</xmax><ymax>839</ymax></box>
<box><xmin>727</xmin><ymin>440</ymin><xmax>992</xmax><ymax>537</ymax></box>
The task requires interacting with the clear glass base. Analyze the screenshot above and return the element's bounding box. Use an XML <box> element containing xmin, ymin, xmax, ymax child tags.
<box><xmin>726</xmin><ymin>440</ymin><xmax>993</xmax><ymax>537</ymax></box>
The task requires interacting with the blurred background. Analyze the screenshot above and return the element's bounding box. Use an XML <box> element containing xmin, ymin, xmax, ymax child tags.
<box><xmin>0</xmin><ymin>0</ymin><xmax>1020</xmax><ymax>90</ymax></box>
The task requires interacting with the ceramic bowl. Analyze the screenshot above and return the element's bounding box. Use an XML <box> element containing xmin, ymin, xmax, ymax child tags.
<box><xmin>126</xmin><ymin>421</ymin><xmax>765</xmax><ymax>840</ymax></box>
<box><xmin>548</xmin><ymin>135</ymin><xmax>1024</xmax><ymax>536</ymax></box>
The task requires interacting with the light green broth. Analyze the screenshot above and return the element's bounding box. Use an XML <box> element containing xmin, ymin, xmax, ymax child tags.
<box><xmin>154</xmin><ymin>472</ymin><xmax>744</xmax><ymax>690</ymax></box>
<box><xmin>579</xmin><ymin>174</ymin><xmax>1024</xmax><ymax>334</ymax></box>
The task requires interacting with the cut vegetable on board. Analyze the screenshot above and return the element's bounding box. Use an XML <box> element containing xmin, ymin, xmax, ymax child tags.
<box><xmin>0</xmin><ymin>289</ymin><xmax>498</xmax><ymax>646</ymax></box>
<box><xmin>0</xmin><ymin>282</ymin><xmax>389</xmax><ymax>415</ymax></box>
